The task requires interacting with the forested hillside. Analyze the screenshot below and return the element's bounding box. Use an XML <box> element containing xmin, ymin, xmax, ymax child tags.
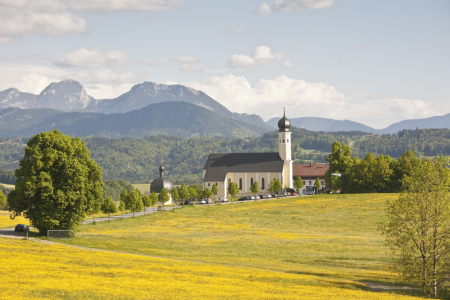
<box><xmin>1</xmin><ymin>128</ymin><xmax>449</xmax><ymax>184</ymax></box>
<box><xmin>0</xmin><ymin>128</ymin><xmax>351</xmax><ymax>184</ymax></box>
<box><xmin>352</xmin><ymin>128</ymin><xmax>450</xmax><ymax>158</ymax></box>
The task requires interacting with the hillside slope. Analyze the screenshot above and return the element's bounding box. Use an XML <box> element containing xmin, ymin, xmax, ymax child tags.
<box><xmin>0</xmin><ymin>102</ymin><xmax>266</xmax><ymax>138</ymax></box>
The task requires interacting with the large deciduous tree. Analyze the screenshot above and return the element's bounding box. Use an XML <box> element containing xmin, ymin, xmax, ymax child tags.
<box><xmin>7</xmin><ymin>130</ymin><xmax>103</xmax><ymax>235</ymax></box>
<box><xmin>211</xmin><ymin>184</ymin><xmax>218</xmax><ymax>200</ymax></box>
<box><xmin>178</xmin><ymin>183</ymin><xmax>189</xmax><ymax>205</ymax></box>
<box><xmin>382</xmin><ymin>156</ymin><xmax>450</xmax><ymax>297</ymax></box>
<box><xmin>158</xmin><ymin>187</ymin><xmax>170</xmax><ymax>211</ymax></box>
<box><xmin>149</xmin><ymin>191</ymin><xmax>158</xmax><ymax>211</ymax></box>
<box><xmin>0</xmin><ymin>189</ymin><xmax>6</xmax><ymax>207</ymax></box>
<box><xmin>269</xmin><ymin>179</ymin><xmax>281</xmax><ymax>196</ymax></box>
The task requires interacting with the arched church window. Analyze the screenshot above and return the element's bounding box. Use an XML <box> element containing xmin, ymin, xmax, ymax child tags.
<box><xmin>239</xmin><ymin>178</ymin><xmax>242</xmax><ymax>190</ymax></box>
<box><xmin>250</xmin><ymin>178</ymin><xmax>254</xmax><ymax>186</ymax></box>
<box><xmin>283</xmin><ymin>139</ymin><xmax>285</xmax><ymax>143</ymax></box>
<box><xmin>261</xmin><ymin>178</ymin><xmax>265</xmax><ymax>190</ymax></box>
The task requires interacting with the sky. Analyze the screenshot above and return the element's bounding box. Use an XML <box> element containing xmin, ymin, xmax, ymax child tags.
<box><xmin>0</xmin><ymin>0</ymin><xmax>449</xmax><ymax>129</ymax></box>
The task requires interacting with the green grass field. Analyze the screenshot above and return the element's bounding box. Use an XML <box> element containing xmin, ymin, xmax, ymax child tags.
<box><xmin>0</xmin><ymin>182</ymin><xmax>15</xmax><ymax>189</ymax></box>
<box><xmin>42</xmin><ymin>193</ymin><xmax>424</xmax><ymax>297</ymax></box>
<box><xmin>131</xmin><ymin>183</ymin><xmax>150</xmax><ymax>193</ymax></box>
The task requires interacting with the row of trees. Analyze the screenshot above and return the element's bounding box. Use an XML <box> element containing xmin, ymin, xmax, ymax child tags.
<box><xmin>325</xmin><ymin>141</ymin><xmax>421</xmax><ymax>193</ymax></box>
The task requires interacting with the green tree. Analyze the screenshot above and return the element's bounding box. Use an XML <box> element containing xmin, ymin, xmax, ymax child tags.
<box><xmin>269</xmin><ymin>179</ymin><xmax>282</xmax><ymax>196</ymax></box>
<box><xmin>0</xmin><ymin>189</ymin><xmax>6</xmax><ymax>207</ymax></box>
<box><xmin>120</xmin><ymin>189</ymin><xmax>129</xmax><ymax>209</ymax></box>
<box><xmin>251</xmin><ymin>181</ymin><xmax>259</xmax><ymax>200</ymax></box>
<box><xmin>142</xmin><ymin>195</ymin><xmax>151</xmax><ymax>215</ymax></box>
<box><xmin>101</xmin><ymin>197</ymin><xmax>117</xmax><ymax>221</ymax></box>
<box><xmin>178</xmin><ymin>183</ymin><xmax>189</xmax><ymax>205</ymax></box>
<box><xmin>127</xmin><ymin>190</ymin><xmax>141</xmax><ymax>217</ymax></box>
<box><xmin>293</xmin><ymin>176</ymin><xmax>304</xmax><ymax>193</ymax></box>
<box><xmin>314</xmin><ymin>178</ymin><xmax>321</xmax><ymax>193</ymax></box>
<box><xmin>188</xmin><ymin>186</ymin><xmax>198</xmax><ymax>200</ymax></box>
<box><xmin>7</xmin><ymin>130</ymin><xmax>103</xmax><ymax>234</ymax></box>
<box><xmin>171</xmin><ymin>188</ymin><xmax>179</xmax><ymax>207</ymax></box>
<box><xmin>203</xmin><ymin>187</ymin><xmax>212</xmax><ymax>200</ymax></box>
<box><xmin>149</xmin><ymin>192</ymin><xmax>158</xmax><ymax>211</ymax></box>
<box><xmin>228</xmin><ymin>182</ymin><xmax>239</xmax><ymax>199</ymax></box>
<box><xmin>382</xmin><ymin>156</ymin><xmax>450</xmax><ymax>297</ymax></box>
<box><xmin>118</xmin><ymin>201</ymin><xmax>125</xmax><ymax>217</ymax></box>
<box><xmin>211</xmin><ymin>184</ymin><xmax>218</xmax><ymax>200</ymax></box>
<box><xmin>158</xmin><ymin>187</ymin><xmax>170</xmax><ymax>211</ymax></box>
<box><xmin>325</xmin><ymin>141</ymin><xmax>358</xmax><ymax>191</ymax></box>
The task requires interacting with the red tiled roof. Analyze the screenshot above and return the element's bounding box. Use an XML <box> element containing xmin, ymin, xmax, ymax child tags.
<box><xmin>293</xmin><ymin>163</ymin><xmax>329</xmax><ymax>178</ymax></box>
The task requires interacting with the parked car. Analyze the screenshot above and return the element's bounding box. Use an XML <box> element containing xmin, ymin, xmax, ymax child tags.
<box><xmin>157</xmin><ymin>206</ymin><xmax>165</xmax><ymax>211</ymax></box>
<box><xmin>205</xmin><ymin>198</ymin><xmax>212</xmax><ymax>204</ymax></box>
<box><xmin>265</xmin><ymin>194</ymin><xmax>272</xmax><ymax>198</ymax></box>
<box><xmin>15</xmin><ymin>224</ymin><xmax>29</xmax><ymax>232</ymax></box>
<box><xmin>217</xmin><ymin>197</ymin><xmax>228</xmax><ymax>203</ymax></box>
<box><xmin>305</xmin><ymin>186</ymin><xmax>315</xmax><ymax>195</ymax></box>
<box><xmin>184</xmin><ymin>199</ymin><xmax>194</xmax><ymax>205</ymax></box>
<box><xmin>238</xmin><ymin>197</ymin><xmax>247</xmax><ymax>201</ymax></box>
<box><xmin>259</xmin><ymin>194</ymin><xmax>266</xmax><ymax>199</ymax></box>
<box><xmin>196</xmin><ymin>199</ymin><xmax>206</xmax><ymax>205</ymax></box>
<box><xmin>271</xmin><ymin>193</ymin><xmax>277</xmax><ymax>198</ymax></box>
<box><xmin>291</xmin><ymin>192</ymin><xmax>296</xmax><ymax>196</ymax></box>
<box><xmin>255</xmin><ymin>195</ymin><xmax>260</xmax><ymax>200</ymax></box>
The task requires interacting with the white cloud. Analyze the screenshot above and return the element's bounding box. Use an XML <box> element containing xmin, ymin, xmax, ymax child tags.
<box><xmin>0</xmin><ymin>0</ymin><xmax>86</xmax><ymax>43</ymax></box>
<box><xmin>83</xmin><ymin>83</ymin><xmax>134</xmax><ymax>99</ymax></box>
<box><xmin>151</xmin><ymin>58</ymin><xmax>171</xmax><ymax>66</ymax></box>
<box><xmin>179</xmin><ymin>64</ymin><xmax>203</xmax><ymax>73</ymax></box>
<box><xmin>273</xmin><ymin>0</ymin><xmax>336</xmax><ymax>12</ymax></box>
<box><xmin>227</xmin><ymin>46</ymin><xmax>282</xmax><ymax>69</ymax></box>
<box><xmin>256</xmin><ymin>3</ymin><xmax>271</xmax><ymax>16</ymax></box>
<box><xmin>282</xmin><ymin>61</ymin><xmax>297</xmax><ymax>69</ymax></box>
<box><xmin>53</xmin><ymin>48</ymin><xmax>135</xmax><ymax>68</ymax></box>
<box><xmin>176</xmin><ymin>56</ymin><xmax>200</xmax><ymax>63</ymax></box>
<box><xmin>62</xmin><ymin>0</ymin><xmax>185</xmax><ymax>13</ymax></box>
<box><xmin>72</xmin><ymin>69</ymin><xmax>145</xmax><ymax>84</ymax></box>
<box><xmin>179</xmin><ymin>74</ymin><xmax>446</xmax><ymax>128</ymax></box>
<box><xmin>182</xmin><ymin>74</ymin><xmax>346</xmax><ymax>121</ymax></box>
<box><xmin>230</xmin><ymin>27</ymin><xmax>246</xmax><ymax>34</ymax></box>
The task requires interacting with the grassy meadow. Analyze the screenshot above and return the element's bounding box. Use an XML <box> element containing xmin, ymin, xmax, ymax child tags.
<box><xmin>48</xmin><ymin>194</ymin><xmax>419</xmax><ymax>293</ymax></box>
<box><xmin>0</xmin><ymin>237</ymin><xmax>422</xmax><ymax>300</ymax></box>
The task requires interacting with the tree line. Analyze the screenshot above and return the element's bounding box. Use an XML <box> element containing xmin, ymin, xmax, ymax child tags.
<box><xmin>325</xmin><ymin>141</ymin><xmax>422</xmax><ymax>193</ymax></box>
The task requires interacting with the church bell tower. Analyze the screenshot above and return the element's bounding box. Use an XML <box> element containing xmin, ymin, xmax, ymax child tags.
<box><xmin>278</xmin><ymin>108</ymin><xmax>293</xmax><ymax>189</ymax></box>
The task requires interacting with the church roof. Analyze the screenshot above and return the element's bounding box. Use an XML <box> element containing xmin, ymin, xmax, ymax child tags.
<box><xmin>203</xmin><ymin>153</ymin><xmax>284</xmax><ymax>181</ymax></box>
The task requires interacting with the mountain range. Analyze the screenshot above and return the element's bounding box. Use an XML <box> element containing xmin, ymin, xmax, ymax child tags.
<box><xmin>267</xmin><ymin>115</ymin><xmax>450</xmax><ymax>134</ymax></box>
<box><xmin>2</xmin><ymin>79</ymin><xmax>450</xmax><ymax>137</ymax></box>
<box><xmin>0</xmin><ymin>80</ymin><xmax>272</xmax><ymax>132</ymax></box>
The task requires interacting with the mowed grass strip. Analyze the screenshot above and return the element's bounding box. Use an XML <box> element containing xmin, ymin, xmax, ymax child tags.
<box><xmin>56</xmin><ymin>194</ymin><xmax>403</xmax><ymax>286</ymax></box>
<box><xmin>0</xmin><ymin>238</ymin><xmax>422</xmax><ymax>300</ymax></box>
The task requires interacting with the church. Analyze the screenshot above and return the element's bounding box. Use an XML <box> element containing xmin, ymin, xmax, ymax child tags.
<box><xmin>202</xmin><ymin>110</ymin><xmax>293</xmax><ymax>198</ymax></box>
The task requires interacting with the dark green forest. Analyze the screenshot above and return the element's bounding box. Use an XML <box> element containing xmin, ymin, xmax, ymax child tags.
<box><xmin>1</xmin><ymin>128</ymin><xmax>450</xmax><ymax>184</ymax></box>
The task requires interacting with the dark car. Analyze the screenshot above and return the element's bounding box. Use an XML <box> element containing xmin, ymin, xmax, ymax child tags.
<box><xmin>259</xmin><ymin>194</ymin><xmax>266</xmax><ymax>199</ymax></box>
<box><xmin>238</xmin><ymin>197</ymin><xmax>247</xmax><ymax>201</ymax></box>
<box><xmin>184</xmin><ymin>199</ymin><xmax>194</xmax><ymax>205</ymax></box>
<box><xmin>15</xmin><ymin>224</ymin><xmax>29</xmax><ymax>232</ymax></box>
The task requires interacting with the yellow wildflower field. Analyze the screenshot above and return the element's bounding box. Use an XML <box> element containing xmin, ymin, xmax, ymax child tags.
<box><xmin>0</xmin><ymin>210</ymin><xmax>29</xmax><ymax>229</ymax></box>
<box><xmin>60</xmin><ymin>194</ymin><xmax>402</xmax><ymax>286</ymax></box>
<box><xmin>0</xmin><ymin>238</ymin><xmax>421</xmax><ymax>300</ymax></box>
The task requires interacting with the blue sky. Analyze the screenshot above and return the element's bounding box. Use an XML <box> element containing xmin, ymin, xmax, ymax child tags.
<box><xmin>0</xmin><ymin>0</ymin><xmax>449</xmax><ymax>128</ymax></box>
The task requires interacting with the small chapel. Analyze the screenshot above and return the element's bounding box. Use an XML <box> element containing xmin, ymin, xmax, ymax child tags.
<box><xmin>202</xmin><ymin>110</ymin><xmax>293</xmax><ymax>198</ymax></box>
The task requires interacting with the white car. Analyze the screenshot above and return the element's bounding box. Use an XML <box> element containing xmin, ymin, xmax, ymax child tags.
<box><xmin>217</xmin><ymin>197</ymin><xmax>228</xmax><ymax>203</ymax></box>
<box><xmin>196</xmin><ymin>199</ymin><xmax>206</xmax><ymax>205</ymax></box>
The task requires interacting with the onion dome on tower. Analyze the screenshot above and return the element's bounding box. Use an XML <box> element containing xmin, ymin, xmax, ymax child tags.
<box><xmin>150</xmin><ymin>166</ymin><xmax>174</xmax><ymax>193</ymax></box>
<box><xmin>278</xmin><ymin>108</ymin><xmax>291</xmax><ymax>132</ymax></box>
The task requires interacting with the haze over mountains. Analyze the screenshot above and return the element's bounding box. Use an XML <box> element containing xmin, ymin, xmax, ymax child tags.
<box><xmin>1</xmin><ymin>79</ymin><xmax>450</xmax><ymax>138</ymax></box>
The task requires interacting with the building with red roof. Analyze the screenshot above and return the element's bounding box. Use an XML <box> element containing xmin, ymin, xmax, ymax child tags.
<box><xmin>293</xmin><ymin>162</ymin><xmax>329</xmax><ymax>195</ymax></box>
